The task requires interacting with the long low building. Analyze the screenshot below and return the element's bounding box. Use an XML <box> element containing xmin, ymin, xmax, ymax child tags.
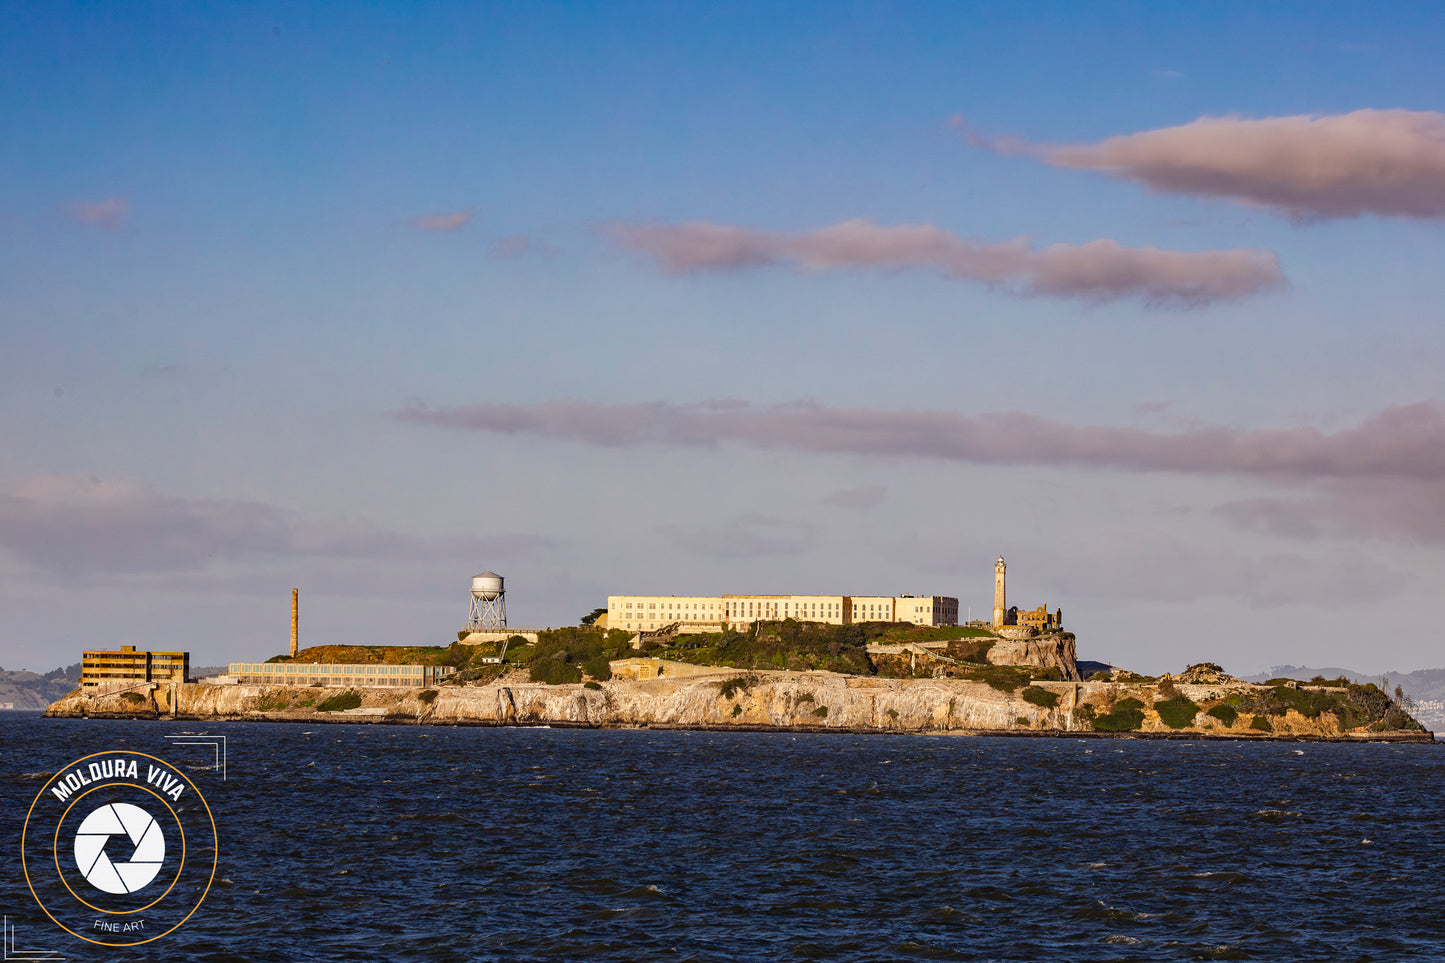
<box><xmin>607</xmin><ymin>594</ymin><xmax>958</xmax><ymax>633</ymax></box>
<box><xmin>226</xmin><ymin>662</ymin><xmax>456</xmax><ymax>687</ymax></box>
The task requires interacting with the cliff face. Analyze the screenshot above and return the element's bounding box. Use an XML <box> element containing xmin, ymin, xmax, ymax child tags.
<box><xmin>986</xmin><ymin>634</ymin><xmax>1080</xmax><ymax>681</ymax></box>
<box><xmin>42</xmin><ymin>674</ymin><xmax>1434</xmax><ymax>742</ymax></box>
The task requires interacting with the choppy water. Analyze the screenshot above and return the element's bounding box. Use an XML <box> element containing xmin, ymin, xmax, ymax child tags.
<box><xmin>3</xmin><ymin>714</ymin><xmax>1443</xmax><ymax>961</ymax></box>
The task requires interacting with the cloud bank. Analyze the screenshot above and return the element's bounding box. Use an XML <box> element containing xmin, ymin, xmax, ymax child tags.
<box><xmin>397</xmin><ymin>399</ymin><xmax>1445</xmax><ymax>481</ymax></box>
<box><xmin>398</xmin><ymin>398</ymin><xmax>1445</xmax><ymax>545</ymax></box>
<box><xmin>608</xmin><ymin>219</ymin><xmax>1282</xmax><ymax>307</ymax></box>
<box><xmin>974</xmin><ymin>109</ymin><xmax>1445</xmax><ymax>220</ymax></box>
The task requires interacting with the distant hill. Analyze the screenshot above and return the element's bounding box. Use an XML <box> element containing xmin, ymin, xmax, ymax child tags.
<box><xmin>0</xmin><ymin>662</ymin><xmax>80</xmax><ymax>710</ymax></box>
<box><xmin>0</xmin><ymin>662</ymin><xmax>227</xmax><ymax>709</ymax></box>
<box><xmin>1243</xmin><ymin>665</ymin><xmax>1445</xmax><ymax>732</ymax></box>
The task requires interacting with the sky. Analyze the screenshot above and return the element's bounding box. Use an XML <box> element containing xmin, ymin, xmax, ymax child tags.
<box><xmin>3</xmin><ymin>1</ymin><xmax>1444</xmax><ymax>676</ymax></box>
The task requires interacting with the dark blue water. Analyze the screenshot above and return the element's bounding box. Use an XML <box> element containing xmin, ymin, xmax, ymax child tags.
<box><xmin>3</xmin><ymin>714</ymin><xmax>1443</xmax><ymax>961</ymax></box>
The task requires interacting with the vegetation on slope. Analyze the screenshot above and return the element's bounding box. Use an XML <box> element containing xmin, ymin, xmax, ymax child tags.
<box><xmin>1075</xmin><ymin>679</ymin><xmax>1427</xmax><ymax>734</ymax></box>
<box><xmin>268</xmin><ymin>644</ymin><xmax>459</xmax><ymax>667</ymax></box>
<box><xmin>642</xmin><ymin>620</ymin><xmax>1005</xmax><ymax>678</ymax></box>
<box><xmin>526</xmin><ymin>628</ymin><xmax>635</xmax><ymax>685</ymax></box>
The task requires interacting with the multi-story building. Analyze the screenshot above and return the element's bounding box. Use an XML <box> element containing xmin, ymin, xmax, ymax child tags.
<box><xmin>226</xmin><ymin>662</ymin><xmax>456</xmax><ymax>687</ymax></box>
<box><xmin>81</xmin><ymin>646</ymin><xmax>189</xmax><ymax>688</ymax></box>
<box><xmin>607</xmin><ymin>594</ymin><xmax>958</xmax><ymax>632</ymax></box>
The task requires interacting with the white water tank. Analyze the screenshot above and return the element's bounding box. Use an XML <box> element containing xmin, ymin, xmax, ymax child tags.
<box><xmin>472</xmin><ymin>571</ymin><xmax>504</xmax><ymax>600</ymax></box>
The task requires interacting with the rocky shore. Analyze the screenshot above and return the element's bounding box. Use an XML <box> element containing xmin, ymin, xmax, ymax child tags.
<box><xmin>44</xmin><ymin>671</ymin><xmax>1438</xmax><ymax>743</ymax></box>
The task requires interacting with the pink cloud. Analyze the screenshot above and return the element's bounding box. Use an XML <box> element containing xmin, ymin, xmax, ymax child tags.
<box><xmin>396</xmin><ymin>399</ymin><xmax>1445</xmax><ymax>482</ymax></box>
<box><xmin>608</xmin><ymin>218</ymin><xmax>1282</xmax><ymax>307</ymax></box>
<box><xmin>66</xmin><ymin>196</ymin><xmax>129</xmax><ymax>229</ymax></box>
<box><xmin>411</xmin><ymin>208</ymin><xmax>477</xmax><ymax>232</ymax></box>
<box><xmin>975</xmin><ymin>109</ymin><xmax>1445</xmax><ymax>220</ymax></box>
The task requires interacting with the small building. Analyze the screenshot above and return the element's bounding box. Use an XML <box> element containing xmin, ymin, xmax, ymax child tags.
<box><xmin>82</xmin><ymin>646</ymin><xmax>189</xmax><ymax>689</ymax></box>
<box><xmin>226</xmin><ymin>662</ymin><xmax>456</xmax><ymax>687</ymax></box>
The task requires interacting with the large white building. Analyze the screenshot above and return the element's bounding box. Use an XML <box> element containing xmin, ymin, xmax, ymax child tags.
<box><xmin>607</xmin><ymin>593</ymin><xmax>958</xmax><ymax>632</ymax></box>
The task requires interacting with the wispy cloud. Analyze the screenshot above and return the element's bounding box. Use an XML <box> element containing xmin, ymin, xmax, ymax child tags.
<box><xmin>1046</xmin><ymin>532</ymin><xmax>1407</xmax><ymax>608</ymax></box>
<box><xmin>822</xmin><ymin>485</ymin><xmax>886</xmax><ymax>510</ymax></box>
<box><xmin>607</xmin><ymin>218</ymin><xmax>1283</xmax><ymax>307</ymax></box>
<box><xmin>491</xmin><ymin>234</ymin><xmax>530</xmax><ymax>257</ymax></box>
<box><xmin>411</xmin><ymin>208</ymin><xmax>477</xmax><ymax>232</ymax></box>
<box><xmin>969</xmin><ymin>109</ymin><xmax>1445</xmax><ymax>220</ymax></box>
<box><xmin>1215</xmin><ymin>477</ymin><xmax>1445</xmax><ymax>545</ymax></box>
<box><xmin>665</xmin><ymin>513</ymin><xmax>814</xmax><ymax>560</ymax></box>
<box><xmin>0</xmin><ymin>475</ymin><xmax>550</xmax><ymax>575</ymax></box>
<box><xmin>66</xmin><ymin>196</ymin><xmax>129</xmax><ymax>229</ymax></box>
<box><xmin>396</xmin><ymin>399</ymin><xmax>1445</xmax><ymax>481</ymax></box>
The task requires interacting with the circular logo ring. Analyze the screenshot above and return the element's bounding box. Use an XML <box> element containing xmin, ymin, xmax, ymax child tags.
<box><xmin>53</xmin><ymin>783</ymin><xmax>187</xmax><ymax>914</ymax></box>
<box><xmin>21</xmin><ymin>750</ymin><xmax>218</xmax><ymax>947</ymax></box>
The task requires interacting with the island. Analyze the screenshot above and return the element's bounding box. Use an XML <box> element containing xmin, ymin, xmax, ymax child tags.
<box><xmin>44</xmin><ymin>621</ymin><xmax>1436</xmax><ymax>742</ymax></box>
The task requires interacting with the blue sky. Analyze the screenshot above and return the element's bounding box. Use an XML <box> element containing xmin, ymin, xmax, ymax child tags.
<box><xmin>3</xmin><ymin>2</ymin><xmax>1444</xmax><ymax>675</ymax></box>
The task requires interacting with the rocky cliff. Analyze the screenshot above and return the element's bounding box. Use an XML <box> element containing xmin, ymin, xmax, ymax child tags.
<box><xmin>986</xmin><ymin>633</ymin><xmax>1080</xmax><ymax>681</ymax></box>
<box><xmin>43</xmin><ymin>673</ymin><xmax>1435</xmax><ymax>742</ymax></box>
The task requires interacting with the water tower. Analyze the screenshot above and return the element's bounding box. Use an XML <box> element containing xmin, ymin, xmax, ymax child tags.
<box><xmin>468</xmin><ymin>571</ymin><xmax>507</xmax><ymax>629</ymax></box>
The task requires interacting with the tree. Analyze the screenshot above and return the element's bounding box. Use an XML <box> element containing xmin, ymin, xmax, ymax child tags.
<box><xmin>580</xmin><ymin>607</ymin><xmax>608</xmax><ymax>626</ymax></box>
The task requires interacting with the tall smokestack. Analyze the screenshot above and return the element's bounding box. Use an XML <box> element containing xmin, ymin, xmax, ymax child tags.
<box><xmin>291</xmin><ymin>589</ymin><xmax>299</xmax><ymax>657</ymax></box>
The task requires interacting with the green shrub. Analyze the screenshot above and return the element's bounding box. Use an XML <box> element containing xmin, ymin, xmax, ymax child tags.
<box><xmin>530</xmin><ymin>658</ymin><xmax>581</xmax><ymax>685</ymax></box>
<box><xmin>811</xmin><ymin>705</ymin><xmax>828</xmax><ymax>719</ymax></box>
<box><xmin>797</xmin><ymin>691</ymin><xmax>815</xmax><ymax>703</ymax></box>
<box><xmin>1156</xmin><ymin>678</ymin><xmax>1180</xmax><ymax>699</ymax></box>
<box><xmin>731</xmin><ymin>703</ymin><xmax>742</xmax><ymax>717</ymax></box>
<box><xmin>1250</xmin><ymin>714</ymin><xmax>1272</xmax><ymax>732</ymax></box>
<box><xmin>886</xmin><ymin>708</ymin><xmax>899</xmax><ymax>721</ymax></box>
<box><xmin>966</xmin><ymin>665</ymin><xmax>1030</xmax><ymax>693</ymax></box>
<box><xmin>950</xmin><ymin>638</ymin><xmax>997</xmax><ymax>663</ymax></box>
<box><xmin>1155</xmin><ymin>695</ymin><xmax>1201</xmax><ymax>729</ymax></box>
<box><xmin>120</xmin><ymin>691</ymin><xmax>146</xmax><ymax>705</ymax></box>
<box><xmin>1206</xmin><ymin>704</ymin><xmax>1238</xmax><ymax>726</ymax></box>
<box><xmin>718</xmin><ymin>676</ymin><xmax>753</xmax><ymax>699</ymax></box>
<box><xmin>318</xmin><ymin>691</ymin><xmax>361</xmax><ymax>712</ymax></box>
<box><xmin>1094</xmin><ymin>698</ymin><xmax>1145</xmax><ymax>732</ymax></box>
<box><xmin>1016</xmin><ymin>716</ymin><xmax>1030</xmax><ymax>726</ymax></box>
<box><xmin>1075</xmin><ymin>703</ymin><xmax>1096</xmax><ymax>725</ymax></box>
<box><xmin>525</xmin><ymin>626</ymin><xmax>620</xmax><ymax>684</ymax></box>
<box><xmin>417</xmin><ymin>689</ymin><xmax>439</xmax><ymax>704</ymax></box>
<box><xmin>1021</xmin><ymin>686</ymin><xmax>1059</xmax><ymax>709</ymax></box>
<box><xmin>583</xmin><ymin>680</ymin><xmax>602</xmax><ymax>690</ymax></box>
<box><xmin>658</xmin><ymin>621</ymin><xmax>876</xmax><ymax>676</ymax></box>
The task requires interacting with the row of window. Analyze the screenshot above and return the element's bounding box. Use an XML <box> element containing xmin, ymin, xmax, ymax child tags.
<box><xmin>228</xmin><ymin>663</ymin><xmax>454</xmax><ymax>677</ymax></box>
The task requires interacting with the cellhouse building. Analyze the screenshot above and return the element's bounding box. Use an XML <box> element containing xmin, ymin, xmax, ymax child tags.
<box><xmin>606</xmin><ymin>594</ymin><xmax>959</xmax><ymax>633</ymax></box>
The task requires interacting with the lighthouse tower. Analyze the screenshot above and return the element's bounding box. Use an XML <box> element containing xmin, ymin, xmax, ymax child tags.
<box><xmin>992</xmin><ymin>557</ymin><xmax>1007</xmax><ymax>628</ymax></box>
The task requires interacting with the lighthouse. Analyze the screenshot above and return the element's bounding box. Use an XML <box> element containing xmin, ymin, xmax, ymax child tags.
<box><xmin>992</xmin><ymin>557</ymin><xmax>1007</xmax><ymax>628</ymax></box>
